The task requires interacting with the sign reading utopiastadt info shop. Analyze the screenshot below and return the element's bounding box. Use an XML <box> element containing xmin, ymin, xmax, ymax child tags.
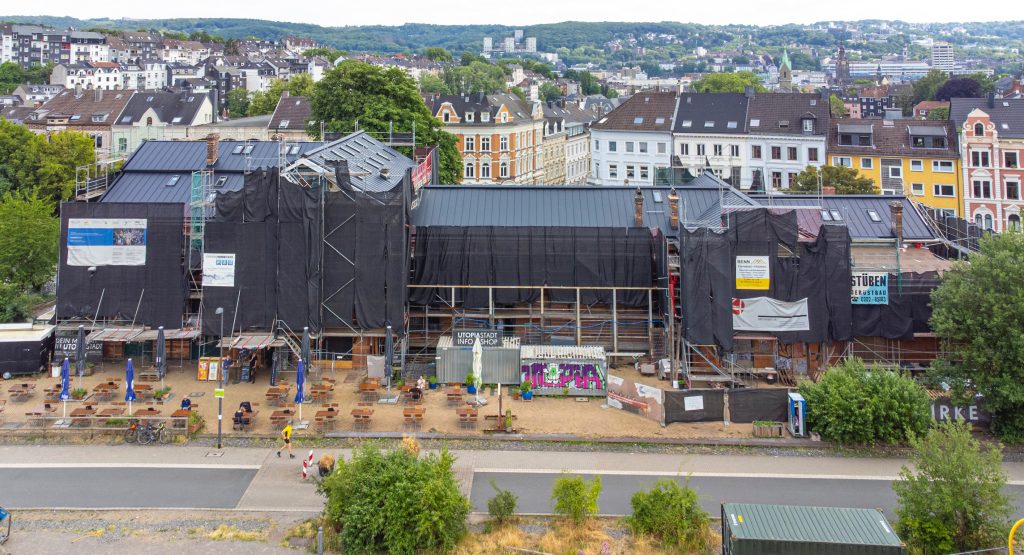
<box><xmin>453</xmin><ymin>330</ymin><xmax>501</xmax><ymax>347</ymax></box>
<box><xmin>851</xmin><ymin>272</ymin><xmax>889</xmax><ymax>304</ymax></box>
<box><xmin>202</xmin><ymin>253</ymin><xmax>236</xmax><ymax>287</ymax></box>
<box><xmin>66</xmin><ymin>218</ymin><xmax>147</xmax><ymax>266</ymax></box>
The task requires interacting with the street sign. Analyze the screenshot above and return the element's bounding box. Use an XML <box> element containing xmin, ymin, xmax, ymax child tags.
<box><xmin>214</xmin><ymin>389</ymin><xmax>224</xmax><ymax>398</ymax></box>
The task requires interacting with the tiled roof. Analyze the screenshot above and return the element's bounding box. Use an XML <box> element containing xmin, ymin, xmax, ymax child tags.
<box><xmin>590</xmin><ymin>91</ymin><xmax>676</xmax><ymax>132</ymax></box>
<box><xmin>746</xmin><ymin>93</ymin><xmax>830</xmax><ymax>136</ymax></box>
<box><xmin>116</xmin><ymin>91</ymin><xmax>209</xmax><ymax>126</ymax></box>
<box><xmin>673</xmin><ymin>93</ymin><xmax>748</xmax><ymax>134</ymax></box>
<box><xmin>828</xmin><ymin>119</ymin><xmax>958</xmax><ymax>158</ymax></box>
<box><xmin>28</xmin><ymin>89</ymin><xmax>133</xmax><ymax>127</ymax></box>
<box><xmin>950</xmin><ymin>97</ymin><xmax>1024</xmax><ymax>139</ymax></box>
<box><xmin>269</xmin><ymin>95</ymin><xmax>311</xmax><ymax>130</ymax></box>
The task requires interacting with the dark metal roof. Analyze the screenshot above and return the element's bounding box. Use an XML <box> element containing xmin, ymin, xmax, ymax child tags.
<box><xmin>746</xmin><ymin>93</ymin><xmax>830</xmax><ymax>136</ymax></box>
<box><xmin>101</xmin><ymin>173</ymin><xmax>245</xmax><ymax>204</ymax></box>
<box><xmin>950</xmin><ymin>97</ymin><xmax>1024</xmax><ymax>138</ymax></box>
<box><xmin>411</xmin><ymin>174</ymin><xmax>759</xmax><ymax>237</ymax></box>
<box><xmin>828</xmin><ymin>120</ymin><xmax>958</xmax><ymax>159</ymax></box>
<box><xmin>752</xmin><ymin>194</ymin><xmax>937</xmax><ymax>241</ymax></box>
<box><xmin>722</xmin><ymin>503</ymin><xmax>903</xmax><ymax>547</ymax></box>
<box><xmin>300</xmin><ymin>131</ymin><xmax>414</xmax><ymax>193</ymax></box>
<box><xmin>118</xmin><ymin>140</ymin><xmax>322</xmax><ymax>173</ymax></box>
<box><xmin>673</xmin><ymin>93</ymin><xmax>748</xmax><ymax>134</ymax></box>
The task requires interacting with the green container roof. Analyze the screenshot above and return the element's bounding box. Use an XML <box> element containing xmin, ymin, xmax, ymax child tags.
<box><xmin>722</xmin><ymin>503</ymin><xmax>904</xmax><ymax>547</ymax></box>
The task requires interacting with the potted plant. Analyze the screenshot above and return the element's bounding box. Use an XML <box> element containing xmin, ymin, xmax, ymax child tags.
<box><xmin>562</xmin><ymin>386</ymin><xmax>570</xmax><ymax>398</ymax></box>
<box><xmin>427</xmin><ymin>375</ymin><xmax>438</xmax><ymax>390</ymax></box>
<box><xmin>465</xmin><ymin>372</ymin><xmax>477</xmax><ymax>395</ymax></box>
<box><xmin>188</xmin><ymin>411</ymin><xmax>205</xmax><ymax>435</ymax></box>
<box><xmin>520</xmin><ymin>380</ymin><xmax>533</xmax><ymax>401</ymax></box>
<box><xmin>503</xmin><ymin>409</ymin><xmax>513</xmax><ymax>433</ymax></box>
<box><xmin>70</xmin><ymin>387</ymin><xmax>87</xmax><ymax>400</ymax></box>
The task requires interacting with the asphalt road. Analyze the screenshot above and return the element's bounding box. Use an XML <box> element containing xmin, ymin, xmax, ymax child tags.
<box><xmin>472</xmin><ymin>471</ymin><xmax>1024</xmax><ymax>518</ymax></box>
<box><xmin>0</xmin><ymin>466</ymin><xmax>259</xmax><ymax>509</ymax></box>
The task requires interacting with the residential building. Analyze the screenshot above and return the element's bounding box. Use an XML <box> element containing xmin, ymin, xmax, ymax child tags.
<box><xmin>745</xmin><ymin>92</ymin><xmax>830</xmax><ymax>192</ymax></box>
<box><xmin>204</xmin><ymin>64</ymin><xmax>244</xmax><ymax>114</ymax></box>
<box><xmin>541</xmin><ymin>103</ymin><xmax>568</xmax><ymax>184</ymax></box>
<box><xmin>563</xmin><ymin>104</ymin><xmax>598</xmax><ymax>185</ymax></box>
<box><xmin>913</xmin><ymin>100</ymin><xmax>949</xmax><ymax>120</ymax></box>
<box><xmin>427</xmin><ymin>92</ymin><xmax>545</xmax><ymax>184</ymax></box>
<box><xmin>827</xmin><ymin>119</ymin><xmax>962</xmax><ymax>217</ymax></box>
<box><xmin>931</xmin><ymin>42</ymin><xmax>955</xmax><ymax>74</ymax></box>
<box><xmin>590</xmin><ymin>91</ymin><xmax>676</xmax><ymax>186</ymax></box>
<box><xmin>11</xmin><ymin>84</ymin><xmax>64</xmax><ymax>107</ymax></box>
<box><xmin>25</xmin><ymin>88</ymin><xmax>133</xmax><ymax>156</ymax></box>
<box><xmin>0</xmin><ymin>25</ymin><xmax>105</xmax><ymax>69</ymax></box>
<box><xmin>672</xmin><ymin>92</ymin><xmax>748</xmax><ymax>187</ymax></box>
<box><xmin>118</xmin><ymin>33</ymin><xmax>162</xmax><ymax>63</ymax></box>
<box><xmin>50</xmin><ymin>62</ymin><xmax>124</xmax><ymax>91</ymax></box>
<box><xmin>268</xmin><ymin>93</ymin><xmax>313</xmax><ymax>140</ymax></box>
<box><xmin>160</xmin><ymin>41</ymin><xmax>210</xmax><ymax>66</ymax></box>
<box><xmin>951</xmin><ymin>96</ymin><xmax>1024</xmax><ymax>231</ymax></box>
<box><xmin>110</xmin><ymin>91</ymin><xmax>215</xmax><ymax>156</ymax></box>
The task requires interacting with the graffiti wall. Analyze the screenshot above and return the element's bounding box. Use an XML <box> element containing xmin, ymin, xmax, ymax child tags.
<box><xmin>520</xmin><ymin>360</ymin><xmax>606</xmax><ymax>396</ymax></box>
<box><xmin>606</xmin><ymin>373</ymin><xmax>665</xmax><ymax>425</ymax></box>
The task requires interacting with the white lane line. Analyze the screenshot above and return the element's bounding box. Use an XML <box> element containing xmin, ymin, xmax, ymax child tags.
<box><xmin>0</xmin><ymin>463</ymin><xmax>261</xmax><ymax>470</ymax></box>
<box><xmin>473</xmin><ymin>468</ymin><xmax>1024</xmax><ymax>485</ymax></box>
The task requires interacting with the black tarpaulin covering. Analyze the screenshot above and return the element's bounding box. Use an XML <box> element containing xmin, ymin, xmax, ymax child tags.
<box><xmin>851</xmin><ymin>272</ymin><xmax>937</xmax><ymax>340</ymax></box>
<box><xmin>201</xmin><ymin>222</ymin><xmax>277</xmax><ymax>335</ymax></box>
<box><xmin>728</xmin><ymin>388</ymin><xmax>790</xmax><ymax>423</ymax></box>
<box><xmin>58</xmin><ymin>203</ymin><xmax>185</xmax><ymax>328</ymax></box>
<box><xmin>276</xmin><ymin>180</ymin><xmax>321</xmax><ymax>332</ymax></box>
<box><xmin>664</xmin><ymin>389</ymin><xmax>725</xmax><ymax>423</ymax></box>
<box><xmin>409</xmin><ymin>227</ymin><xmax>665</xmax><ymax>310</ymax></box>
<box><xmin>680</xmin><ymin>209</ymin><xmax>853</xmax><ymax>352</ymax></box>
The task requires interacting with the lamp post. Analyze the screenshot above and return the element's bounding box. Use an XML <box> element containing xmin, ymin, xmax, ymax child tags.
<box><xmin>215</xmin><ymin>307</ymin><xmax>224</xmax><ymax>450</ymax></box>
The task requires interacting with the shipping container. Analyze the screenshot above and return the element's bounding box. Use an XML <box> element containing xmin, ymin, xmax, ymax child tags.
<box><xmin>721</xmin><ymin>503</ymin><xmax>905</xmax><ymax>555</ymax></box>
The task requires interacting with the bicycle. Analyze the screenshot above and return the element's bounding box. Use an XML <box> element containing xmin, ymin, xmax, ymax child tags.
<box><xmin>137</xmin><ymin>422</ymin><xmax>170</xmax><ymax>445</ymax></box>
<box><xmin>124</xmin><ymin>419</ymin><xmax>140</xmax><ymax>444</ymax></box>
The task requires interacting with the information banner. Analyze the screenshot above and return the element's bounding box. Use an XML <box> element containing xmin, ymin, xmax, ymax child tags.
<box><xmin>735</xmin><ymin>256</ymin><xmax>770</xmax><ymax>290</ymax></box>
<box><xmin>453</xmin><ymin>330</ymin><xmax>501</xmax><ymax>347</ymax></box>
<box><xmin>203</xmin><ymin>253</ymin><xmax>236</xmax><ymax>287</ymax></box>
<box><xmin>851</xmin><ymin>272</ymin><xmax>889</xmax><ymax>304</ymax></box>
<box><xmin>732</xmin><ymin>296</ymin><xmax>810</xmax><ymax>332</ymax></box>
<box><xmin>67</xmin><ymin>218</ymin><xmax>147</xmax><ymax>266</ymax></box>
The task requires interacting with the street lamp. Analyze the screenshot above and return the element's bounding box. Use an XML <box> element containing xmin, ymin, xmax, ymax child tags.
<box><xmin>215</xmin><ymin>307</ymin><xmax>224</xmax><ymax>450</ymax></box>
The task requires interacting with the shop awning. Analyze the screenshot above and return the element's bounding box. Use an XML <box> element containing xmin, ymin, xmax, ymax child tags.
<box><xmin>221</xmin><ymin>333</ymin><xmax>286</xmax><ymax>349</ymax></box>
<box><xmin>133</xmin><ymin>329</ymin><xmax>201</xmax><ymax>341</ymax></box>
<box><xmin>87</xmin><ymin>327</ymin><xmax>145</xmax><ymax>343</ymax></box>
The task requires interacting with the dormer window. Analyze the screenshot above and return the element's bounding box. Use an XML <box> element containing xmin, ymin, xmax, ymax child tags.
<box><xmin>974</xmin><ymin>122</ymin><xmax>984</xmax><ymax>136</ymax></box>
<box><xmin>465</xmin><ymin>112</ymin><xmax>474</xmax><ymax>122</ymax></box>
<box><xmin>802</xmin><ymin>119</ymin><xmax>814</xmax><ymax>133</ymax></box>
<box><xmin>779</xmin><ymin>120</ymin><xmax>790</xmax><ymax>129</ymax></box>
<box><xmin>442</xmin><ymin>111</ymin><xmax>450</xmax><ymax>123</ymax></box>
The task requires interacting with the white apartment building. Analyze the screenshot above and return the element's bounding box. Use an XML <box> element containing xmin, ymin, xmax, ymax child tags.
<box><xmin>589</xmin><ymin>92</ymin><xmax>677</xmax><ymax>186</ymax></box>
<box><xmin>932</xmin><ymin>42</ymin><xmax>955</xmax><ymax>74</ymax></box>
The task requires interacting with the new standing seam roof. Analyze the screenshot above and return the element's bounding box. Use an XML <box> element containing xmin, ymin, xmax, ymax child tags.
<box><xmin>752</xmin><ymin>195</ymin><xmax>937</xmax><ymax>241</ymax></box>
<box><xmin>722</xmin><ymin>503</ymin><xmax>903</xmax><ymax>547</ymax></box>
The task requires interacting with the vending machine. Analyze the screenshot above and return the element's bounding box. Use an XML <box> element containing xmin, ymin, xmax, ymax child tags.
<box><xmin>787</xmin><ymin>392</ymin><xmax>806</xmax><ymax>438</ymax></box>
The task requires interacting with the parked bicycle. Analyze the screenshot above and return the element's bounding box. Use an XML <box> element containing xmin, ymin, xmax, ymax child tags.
<box><xmin>137</xmin><ymin>421</ymin><xmax>170</xmax><ymax>445</ymax></box>
<box><xmin>123</xmin><ymin>419</ymin><xmax>140</xmax><ymax>444</ymax></box>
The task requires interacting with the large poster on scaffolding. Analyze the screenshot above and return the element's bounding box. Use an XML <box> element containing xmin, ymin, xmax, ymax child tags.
<box><xmin>732</xmin><ymin>296</ymin><xmax>810</xmax><ymax>332</ymax></box>
<box><xmin>66</xmin><ymin>218</ymin><xmax>147</xmax><ymax>266</ymax></box>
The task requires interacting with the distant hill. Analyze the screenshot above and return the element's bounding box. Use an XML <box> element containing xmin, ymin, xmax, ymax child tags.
<box><xmin>2</xmin><ymin>16</ymin><xmax>1023</xmax><ymax>58</ymax></box>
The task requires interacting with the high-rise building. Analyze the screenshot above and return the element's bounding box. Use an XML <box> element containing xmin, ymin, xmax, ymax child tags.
<box><xmin>525</xmin><ymin>37</ymin><xmax>537</xmax><ymax>53</ymax></box>
<box><xmin>504</xmin><ymin>37</ymin><xmax>516</xmax><ymax>53</ymax></box>
<box><xmin>514</xmin><ymin>29</ymin><xmax>524</xmax><ymax>42</ymax></box>
<box><xmin>482</xmin><ymin>37</ymin><xmax>493</xmax><ymax>52</ymax></box>
<box><xmin>931</xmin><ymin>42</ymin><xmax>955</xmax><ymax>74</ymax></box>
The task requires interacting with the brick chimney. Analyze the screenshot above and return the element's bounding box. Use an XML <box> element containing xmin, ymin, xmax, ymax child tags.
<box><xmin>634</xmin><ymin>188</ymin><xmax>644</xmax><ymax>227</ymax></box>
<box><xmin>890</xmin><ymin>200</ymin><xmax>904</xmax><ymax>246</ymax></box>
<box><xmin>668</xmin><ymin>188</ymin><xmax>679</xmax><ymax>229</ymax></box>
<box><xmin>821</xmin><ymin>186</ymin><xmax>836</xmax><ymax>195</ymax></box>
<box><xmin>94</xmin><ymin>88</ymin><xmax>103</xmax><ymax>102</ymax></box>
<box><xmin>206</xmin><ymin>133</ymin><xmax>220</xmax><ymax>167</ymax></box>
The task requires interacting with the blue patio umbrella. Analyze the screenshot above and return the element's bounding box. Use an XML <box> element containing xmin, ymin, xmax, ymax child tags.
<box><xmin>125</xmin><ymin>358</ymin><xmax>137</xmax><ymax>414</ymax></box>
<box><xmin>294</xmin><ymin>359</ymin><xmax>305</xmax><ymax>421</ymax></box>
<box><xmin>59</xmin><ymin>357</ymin><xmax>70</xmax><ymax>418</ymax></box>
<box><xmin>75</xmin><ymin>325</ymin><xmax>86</xmax><ymax>387</ymax></box>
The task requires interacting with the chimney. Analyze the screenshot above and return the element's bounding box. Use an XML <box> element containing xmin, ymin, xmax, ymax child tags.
<box><xmin>281</xmin><ymin>90</ymin><xmax>289</xmax><ymax>99</ymax></box>
<box><xmin>633</xmin><ymin>188</ymin><xmax>644</xmax><ymax>227</ymax></box>
<box><xmin>987</xmin><ymin>92</ymin><xmax>996</xmax><ymax>109</ymax></box>
<box><xmin>94</xmin><ymin>88</ymin><xmax>103</xmax><ymax>102</ymax></box>
<box><xmin>744</xmin><ymin>85</ymin><xmax>755</xmax><ymax>98</ymax></box>
<box><xmin>668</xmin><ymin>188</ymin><xmax>679</xmax><ymax>230</ymax></box>
<box><xmin>74</xmin><ymin>83</ymin><xmax>83</xmax><ymax>97</ymax></box>
<box><xmin>206</xmin><ymin>133</ymin><xmax>220</xmax><ymax>167</ymax></box>
<box><xmin>821</xmin><ymin>186</ymin><xmax>836</xmax><ymax>195</ymax></box>
<box><xmin>890</xmin><ymin>200</ymin><xmax>904</xmax><ymax>246</ymax></box>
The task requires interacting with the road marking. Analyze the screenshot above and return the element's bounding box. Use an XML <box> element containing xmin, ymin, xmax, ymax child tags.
<box><xmin>0</xmin><ymin>463</ymin><xmax>260</xmax><ymax>470</ymax></box>
<box><xmin>473</xmin><ymin>468</ymin><xmax>1024</xmax><ymax>485</ymax></box>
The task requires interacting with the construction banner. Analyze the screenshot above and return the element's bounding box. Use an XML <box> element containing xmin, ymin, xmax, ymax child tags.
<box><xmin>732</xmin><ymin>297</ymin><xmax>810</xmax><ymax>332</ymax></box>
<box><xmin>851</xmin><ymin>272</ymin><xmax>889</xmax><ymax>304</ymax></box>
<box><xmin>735</xmin><ymin>256</ymin><xmax>769</xmax><ymax>290</ymax></box>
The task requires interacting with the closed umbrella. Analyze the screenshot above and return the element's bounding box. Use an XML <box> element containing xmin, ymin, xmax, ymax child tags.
<box><xmin>59</xmin><ymin>357</ymin><xmax>70</xmax><ymax>418</ymax></box>
<box><xmin>75</xmin><ymin>325</ymin><xmax>86</xmax><ymax>388</ymax></box>
<box><xmin>301</xmin><ymin>327</ymin><xmax>311</xmax><ymax>377</ymax></box>
<box><xmin>155</xmin><ymin>326</ymin><xmax>167</xmax><ymax>389</ymax></box>
<box><xmin>125</xmin><ymin>358</ymin><xmax>137</xmax><ymax>415</ymax></box>
<box><xmin>472</xmin><ymin>336</ymin><xmax>484</xmax><ymax>405</ymax></box>
<box><xmin>384</xmin><ymin>324</ymin><xmax>393</xmax><ymax>391</ymax></box>
<box><xmin>294</xmin><ymin>359</ymin><xmax>305</xmax><ymax>421</ymax></box>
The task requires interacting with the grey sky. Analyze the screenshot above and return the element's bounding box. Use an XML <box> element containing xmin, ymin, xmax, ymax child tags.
<box><xmin>7</xmin><ymin>0</ymin><xmax>1020</xmax><ymax>27</ymax></box>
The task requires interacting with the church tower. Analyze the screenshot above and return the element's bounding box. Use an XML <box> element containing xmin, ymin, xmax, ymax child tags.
<box><xmin>778</xmin><ymin>50</ymin><xmax>793</xmax><ymax>92</ymax></box>
<box><xmin>835</xmin><ymin>43</ymin><xmax>850</xmax><ymax>85</ymax></box>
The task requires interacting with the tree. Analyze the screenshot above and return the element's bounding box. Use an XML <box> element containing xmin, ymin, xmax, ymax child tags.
<box><xmin>829</xmin><ymin>94</ymin><xmax>847</xmax><ymax>118</ymax></box>
<box><xmin>34</xmin><ymin>130</ymin><xmax>95</xmax><ymax>202</ymax></box>
<box><xmin>930</xmin><ymin>233</ymin><xmax>1024</xmax><ymax>441</ymax></box>
<box><xmin>442</xmin><ymin>61</ymin><xmax>507</xmax><ymax>95</ymax></box>
<box><xmin>247</xmin><ymin>74</ymin><xmax>315</xmax><ymax>117</ymax></box>
<box><xmin>926</xmin><ymin>107</ymin><xmax>950</xmax><ymax>121</ymax></box>
<box><xmin>319</xmin><ymin>442</ymin><xmax>470</xmax><ymax>554</ymax></box>
<box><xmin>225</xmin><ymin>88</ymin><xmax>250</xmax><ymax>119</ymax></box>
<box><xmin>417</xmin><ymin>73</ymin><xmax>450</xmax><ymax>94</ymax></box>
<box><xmin>912</xmin><ymin>69</ymin><xmax>948</xmax><ymax>104</ymax></box>
<box><xmin>423</xmin><ymin>47</ymin><xmax>453</xmax><ymax>62</ymax></box>
<box><xmin>302</xmin><ymin>47</ymin><xmax>343</xmax><ymax>63</ymax></box>
<box><xmin>551</xmin><ymin>474</ymin><xmax>601</xmax><ymax>525</ymax></box>
<box><xmin>627</xmin><ymin>479</ymin><xmax>712</xmax><ymax>552</ymax></box>
<box><xmin>894</xmin><ymin>421</ymin><xmax>1011</xmax><ymax>554</ymax></box>
<box><xmin>310</xmin><ymin>60</ymin><xmax>461</xmax><ymax>184</ymax></box>
<box><xmin>539</xmin><ymin>82</ymin><xmax>562</xmax><ymax>101</ymax></box>
<box><xmin>935</xmin><ymin>77</ymin><xmax>983</xmax><ymax>101</ymax></box>
<box><xmin>690</xmin><ymin>71</ymin><xmax>766</xmax><ymax>93</ymax></box>
<box><xmin>564</xmin><ymin>69</ymin><xmax>601</xmax><ymax>95</ymax></box>
<box><xmin>789</xmin><ymin>165</ymin><xmax>877</xmax><ymax>195</ymax></box>
<box><xmin>0</xmin><ymin>119</ymin><xmax>41</xmax><ymax>196</ymax></box>
<box><xmin>798</xmin><ymin>358</ymin><xmax>932</xmax><ymax>444</ymax></box>
<box><xmin>459</xmin><ymin>51</ymin><xmax>487</xmax><ymax>66</ymax></box>
<box><xmin>0</xmin><ymin>193</ymin><xmax>59</xmax><ymax>289</ymax></box>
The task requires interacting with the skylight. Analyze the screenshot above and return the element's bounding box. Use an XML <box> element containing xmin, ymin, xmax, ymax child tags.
<box><xmin>243</xmin><ymin>145</ymin><xmax>254</xmax><ymax>154</ymax></box>
<box><xmin>653</xmin><ymin>191</ymin><xmax>663</xmax><ymax>203</ymax></box>
<box><xmin>655</xmin><ymin>117</ymin><xmax>665</xmax><ymax>124</ymax></box>
<box><xmin>704</xmin><ymin>121</ymin><xmax>714</xmax><ymax>127</ymax></box>
<box><xmin>634</xmin><ymin>117</ymin><xmax>644</xmax><ymax>124</ymax></box>
<box><xmin>867</xmin><ymin>210</ymin><xmax>881</xmax><ymax>222</ymax></box>
<box><xmin>214</xmin><ymin>176</ymin><xmax>227</xmax><ymax>188</ymax></box>
<box><xmin>830</xmin><ymin>209</ymin><xmax>842</xmax><ymax>221</ymax></box>
<box><xmin>727</xmin><ymin>121</ymin><xmax>737</xmax><ymax>129</ymax></box>
<box><xmin>821</xmin><ymin>210</ymin><xmax>832</xmax><ymax>221</ymax></box>
<box><xmin>288</xmin><ymin>145</ymin><xmax>300</xmax><ymax>155</ymax></box>
<box><xmin>682</xmin><ymin>120</ymin><xmax>692</xmax><ymax>127</ymax></box>
<box><xmin>750</xmin><ymin>119</ymin><xmax>760</xmax><ymax>127</ymax></box>
<box><xmin>231</xmin><ymin>145</ymin><xmax>244</xmax><ymax>155</ymax></box>
<box><xmin>166</xmin><ymin>175</ymin><xmax>180</xmax><ymax>186</ymax></box>
<box><xmin>120</xmin><ymin>116</ymin><xmax>132</xmax><ymax>123</ymax></box>
<box><xmin>280</xmin><ymin>120</ymin><xmax>290</xmax><ymax>128</ymax></box>
<box><xmin>171</xmin><ymin>116</ymin><xmax>182</xmax><ymax>123</ymax></box>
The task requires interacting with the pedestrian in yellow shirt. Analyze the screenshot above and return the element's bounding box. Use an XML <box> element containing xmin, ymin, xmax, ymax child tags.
<box><xmin>276</xmin><ymin>420</ymin><xmax>295</xmax><ymax>458</ymax></box>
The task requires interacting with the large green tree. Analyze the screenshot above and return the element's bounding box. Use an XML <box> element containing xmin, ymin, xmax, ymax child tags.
<box><xmin>247</xmin><ymin>74</ymin><xmax>315</xmax><ymax>117</ymax></box>
<box><xmin>422</xmin><ymin>47</ymin><xmax>452</xmax><ymax>62</ymax></box>
<box><xmin>829</xmin><ymin>94</ymin><xmax>847</xmax><ymax>118</ymax></box>
<box><xmin>930</xmin><ymin>233</ymin><xmax>1024</xmax><ymax>441</ymax></box>
<box><xmin>912</xmin><ymin>69</ymin><xmax>948</xmax><ymax>104</ymax></box>
<box><xmin>442</xmin><ymin>61</ymin><xmax>507</xmax><ymax>95</ymax></box>
<box><xmin>0</xmin><ymin>193</ymin><xmax>59</xmax><ymax>289</ymax></box>
<box><xmin>789</xmin><ymin>164</ymin><xmax>877</xmax><ymax>194</ymax></box>
<box><xmin>225</xmin><ymin>88</ymin><xmax>251</xmax><ymax>118</ymax></box>
<box><xmin>539</xmin><ymin>82</ymin><xmax>562</xmax><ymax>101</ymax></box>
<box><xmin>309</xmin><ymin>60</ymin><xmax>461</xmax><ymax>184</ymax></box>
<box><xmin>417</xmin><ymin>73</ymin><xmax>450</xmax><ymax>95</ymax></box>
<box><xmin>894</xmin><ymin>421</ymin><xmax>1011</xmax><ymax>554</ymax></box>
<box><xmin>0</xmin><ymin>120</ymin><xmax>94</xmax><ymax>202</ymax></box>
<box><xmin>690</xmin><ymin>71</ymin><xmax>766</xmax><ymax>93</ymax></box>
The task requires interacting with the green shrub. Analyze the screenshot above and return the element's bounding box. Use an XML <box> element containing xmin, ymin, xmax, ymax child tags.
<box><xmin>70</xmin><ymin>387</ymin><xmax>87</xmax><ymax>399</ymax></box>
<box><xmin>627</xmin><ymin>479</ymin><xmax>712</xmax><ymax>553</ymax></box>
<box><xmin>487</xmin><ymin>480</ymin><xmax>518</xmax><ymax>525</ymax></box>
<box><xmin>551</xmin><ymin>473</ymin><xmax>601</xmax><ymax>525</ymax></box>
<box><xmin>319</xmin><ymin>443</ymin><xmax>470</xmax><ymax>554</ymax></box>
<box><xmin>799</xmin><ymin>358</ymin><xmax>931</xmax><ymax>444</ymax></box>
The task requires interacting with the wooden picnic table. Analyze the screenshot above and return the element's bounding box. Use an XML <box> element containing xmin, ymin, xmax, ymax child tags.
<box><xmin>98</xmin><ymin>407</ymin><xmax>126</xmax><ymax>418</ymax></box>
<box><xmin>456</xmin><ymin>405</ymin><xmax>478</xmax><ymax>429</ymax></box>
<box><xmin>69</xmin><ymin>405</ymin><xmax>97</xmax><ymax>427</ymax></box>
<box><xmin>170</xmin><ymin>408</ymin><xmax>191</xmax><ymax>428</ymax></box>
<box><xmin>310</xmin><ymin>384</ymin><xmax>333</xmax><ymax>401</ymax></box>
<box><xmin>133</xmin><ymin>407</ymin><xmax>162</xmax><ymax>419</ymax></box>
<box><xmin>350</xmin><ymin>406</ymin><xmax>374</xmax><ymax>426</ymax></box>
<box><xmin>93</xmin><ymin>382</ymin><xmax>119</xmax><ymax>401</ymax></box>
<box><xmin>403</xmin><ymin>405</ymin><xmax>426</xmax><ymax>417</ymax></box>
<box><xmin>25</xmin><ymin>403</ymin><xmax>55</xmax><ymax>425</ymax></box>
<box><xmin>265</xmin><ymin>386</ymin><xmax>290</xmax><ymax>406</ymax></box>
<box><xmin>445</xmin><ymin>387</ymin><xmax>463</xmax><ymax>405</ymax></box>
<box><xmin>270</xmin><ymin>408</ymin><xmax>296</xmax><ymax>426</ymax></box>
<box><xmin>7</xmin><ymin>383</ymin><xmax>36</xmax><ymax>402</ymax></box>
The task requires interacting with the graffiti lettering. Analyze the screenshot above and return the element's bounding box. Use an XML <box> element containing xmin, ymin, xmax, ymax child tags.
<box><xmin>520</xmin><ymin>362</ymin><xmax>605</xmax><ymax>392</ymax></box>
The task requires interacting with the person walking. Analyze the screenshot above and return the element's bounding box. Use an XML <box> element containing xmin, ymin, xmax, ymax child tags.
<box><xmin>248</xmin><ymin>350</ymin><xmax>259</xmax><ymax>384</ymax></box>
<box><xmin>276</xmin><ymin>420</ymin><xmax>295</xmax><ymax>458</ymax></box>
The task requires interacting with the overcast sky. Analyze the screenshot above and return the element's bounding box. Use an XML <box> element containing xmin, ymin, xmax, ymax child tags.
<box><xmin>8</xmin><ymin>0</ymin><xmax>1022</xmax><ymax>27</ymax></box>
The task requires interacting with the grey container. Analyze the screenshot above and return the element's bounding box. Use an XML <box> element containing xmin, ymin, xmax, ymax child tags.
<box><xmin>721</xmin><ymin>503</ymin><xmax>905</xmax><ymax>555</ymax></box>
<box><xmin>435</xmin><ymin>335</ymin><xmax>521</xmax><ymax>385</ymax></box>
